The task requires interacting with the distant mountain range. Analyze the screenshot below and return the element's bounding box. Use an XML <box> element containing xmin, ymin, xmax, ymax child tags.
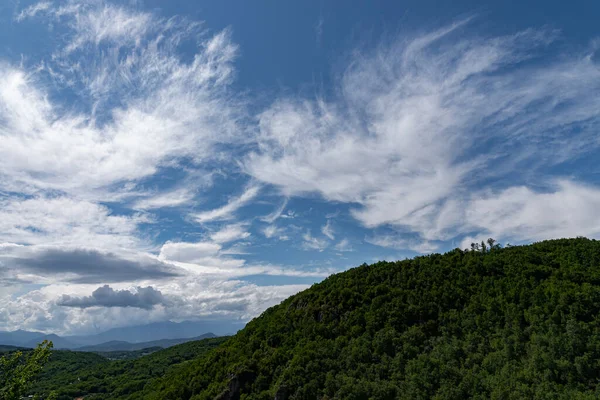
<box><xmin>75</xmin><ymin>333</ymin><xmax>216</xmax><ymax>352</ymax></box>
<box><xmin>0</xmin><ymin>320</ymin><xmax>242</xmax><ymax>350</ymax></box>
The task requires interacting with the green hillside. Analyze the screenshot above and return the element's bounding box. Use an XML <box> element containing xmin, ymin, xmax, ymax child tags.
<box><xmin>140</xmin><ymin>238</ymin><xmax>600</xmax><ymax>399</ymax></box>
<box><xmin>28</xmin><ymin>337</ymin><xmax>227</xmax><ymax>399</ymax></box>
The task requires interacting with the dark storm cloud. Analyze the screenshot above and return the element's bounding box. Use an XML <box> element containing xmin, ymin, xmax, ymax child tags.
<box><xmin>58</xmin><ymin>285</ymin><xmax>166</xmax><ymax>309</ymax></box>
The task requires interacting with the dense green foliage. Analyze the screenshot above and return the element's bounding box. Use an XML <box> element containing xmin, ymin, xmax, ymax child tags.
<box><xmin>140</xmin><ymin>238</ymin><xmax>600</xmax><ymax>399</ymax></box>
<box><xmin>28</xmin><ymin>337</ymin><xmax>226</xmax><ymax>399</ymax></box>
<box><xmin>96</xmin><ymin>346</ymin><xmax>163</xmax><ymax>360</ymax></box>
<box><xmin>0</xmin><ymin>340</ymin><xmax>53</xmax><ymax>400</ymax></box>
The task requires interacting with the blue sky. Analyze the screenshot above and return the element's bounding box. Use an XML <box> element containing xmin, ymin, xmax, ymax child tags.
<box><xmin>0</xmin><ymin>0</ymin><xmax>599</xmax><ymax>335</ymax></box>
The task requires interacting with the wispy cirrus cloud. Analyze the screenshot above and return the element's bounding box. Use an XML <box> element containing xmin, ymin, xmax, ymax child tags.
<box><xmin>15</xmin><ymin>1</ymin><xmax>52</xmax><ymax>21</ymax></box>
<box><xmin>209</xmin><ymin>223</ymin><xmax>251</xmax><ymax>244</ymax></box>
<box><xmin>245</xmin><ymin>20</ymin><xmax>600</xmax><ymax>247</ymax></box>
<box><xmin>334</xmin><ymin>238</ymin><xmax>353</xmax><ymax>252</ymax></box>
<box><xmin>262</xmin><ymin>225</ymin><xmax>289</xmax><ymax>241</ymax></box>
<box><xmin>321</xmin><ymin>219</ymin><xmax>335</xmax><ymax>240</ymax></box>
<box><xmin>260</xmin><ymin>198</ymin><xmax>288</xmax><ymax>223</ymax></box>
<box><xmin>192</xmin><ymin>185</ymin><xmax>261</xmax><ymax>223</ymax></box>
<box><xmin>2</xmin><ymin>1</ymin><xmax>241</xmax><ymax>201</ymax></box>
<box><xmin>302</xmin><ymin>231</ymin><xmax>329</xmax><ymax>252</ymax></box>
<box><xmin>132</xmin><ymin>188</ymin><xmax>198</xmax><ymax>211</ymax></box>
<box><xmin>365</xmin><ymin>234</ymin><xmax>438</xmax><ymax>254</ymax></box>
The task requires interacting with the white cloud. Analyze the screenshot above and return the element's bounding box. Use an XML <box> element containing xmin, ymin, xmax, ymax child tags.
<box><xmin>245</xmin><ymin>21</ymin><xmax>600</xmax><ymax>245</ymax></box>
<box><xmin>132</xmin><ymin>188</ymin><xmax>197</xmax><ymax>210</ymax></box>
<box><xmin>261</xmin><ymin>225</ymin><xmax>290</xmax><ymax>241</ymax></box>
<box><xmin>334</xmin><ymin>238</ymin><xmax>353</xmax><ymax>252</ymax></box>
<box><xmin>209</xmin><ymin>224</ymin><xmax>251</xmax><ymax>244</ymax></box>
<box><xmin>315</xmin><ymin>15</ymin><xmax>324</xmax><ymax>45</ymax></box>
<box><xmin>260</xmin><ymin>198</ymin><xmax>288</xmax><ymax>223</ymax></box>
<box><xmin>366</xmin><ymin>234</ymin><xmax>438</xmax><ymax>254</ymax></box>
<box><xmin>4</xmin><ymin>246</ymin><xmax>332</xmax><ymax>334</ymax></box>
<box><xmin>0</xmin><ymin>210</ymin><xmax>330</xmax><ymax>334</ymax></box>
<box><xmin>15</xmin><ymin>1</ymin><xmax>52</xmax><ymax>21</ymax></box>
<box><xmin>61</xmin><ymin>3</ymin><xmax>155</xmax><ymax>53</ymax></box>
<box><xmin>262</xmin><ymin>225</ymin><xmax>278</xmax><ymax>238</ymax></box>
<box><xmin>158</xmin><ymin>241</ymin><xmax>222</xmax><ymax>264</ymax></box>
<box><xmin>3</xmin><ymin>2</ymin><xmax>241</xmax><ymax>199</ymax></box>
<box><xmin>0</xmin><ymin>196</ymin><xmax>147</xmax><ymax>250</ymax></box>
<box><xmin>321</xmin><ymin>219</ymin><xmax>335</xmax><ymax>240</ymax></box>
<box><xmin>302</xmin><ymin>231</ymin><xmax>329</xmax><ymax>252</ymax></box>
<box><xmin>0</xmin><ymin>278</ymin><xmax>312</xmax><ymax>335</ymax></box>
<box><xmin>0</xmin><ymin>2</ymin><xmax>266</xmax><ymax>334</ymax></box>
<box><xmin>464</xmin><ymin>180</ymin><xmax>600</xmax><ymax>243</ymax></box>
<box><xmin>192</xmin><ymin>185</ymin><xmax>261</xmax><ymax>223</ymax></box>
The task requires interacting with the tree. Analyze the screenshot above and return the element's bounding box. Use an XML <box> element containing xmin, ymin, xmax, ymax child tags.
<box><xmin>487</xmin><ymin>238</ymin><xmax>499</xmax><ymax>250</ymax></box>
<box><xmin>0</xmin><ymin>340</ymin><xmax>53</xmax><ymax>400</ymax></box>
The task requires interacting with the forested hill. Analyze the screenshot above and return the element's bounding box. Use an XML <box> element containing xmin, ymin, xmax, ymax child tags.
<box><xmin>28</xmin><ymin>337</ymin><xmax>227</xmax><ymax>399</ymax></box>
<box><xmin>139</xmin><ymin>238</ymin><xmax>600</xmax><ymax>399</ymax></box>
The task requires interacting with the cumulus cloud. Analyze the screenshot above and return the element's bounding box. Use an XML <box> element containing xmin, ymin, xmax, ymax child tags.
<box><xmin>245</xmin><ymin>20</ymin><xmax>600</xmax><ymax>246</ymax></box>
<box><xmin>58</xmin><ymin>285</ymin><xmax>166</xmax><ymax>309</ymax></box>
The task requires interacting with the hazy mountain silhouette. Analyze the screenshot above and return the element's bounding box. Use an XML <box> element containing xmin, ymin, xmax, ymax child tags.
<box><xmin>0</xmin><ymin>319</ymin><xmax>243</xmax><ymax>349</ymax></box>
